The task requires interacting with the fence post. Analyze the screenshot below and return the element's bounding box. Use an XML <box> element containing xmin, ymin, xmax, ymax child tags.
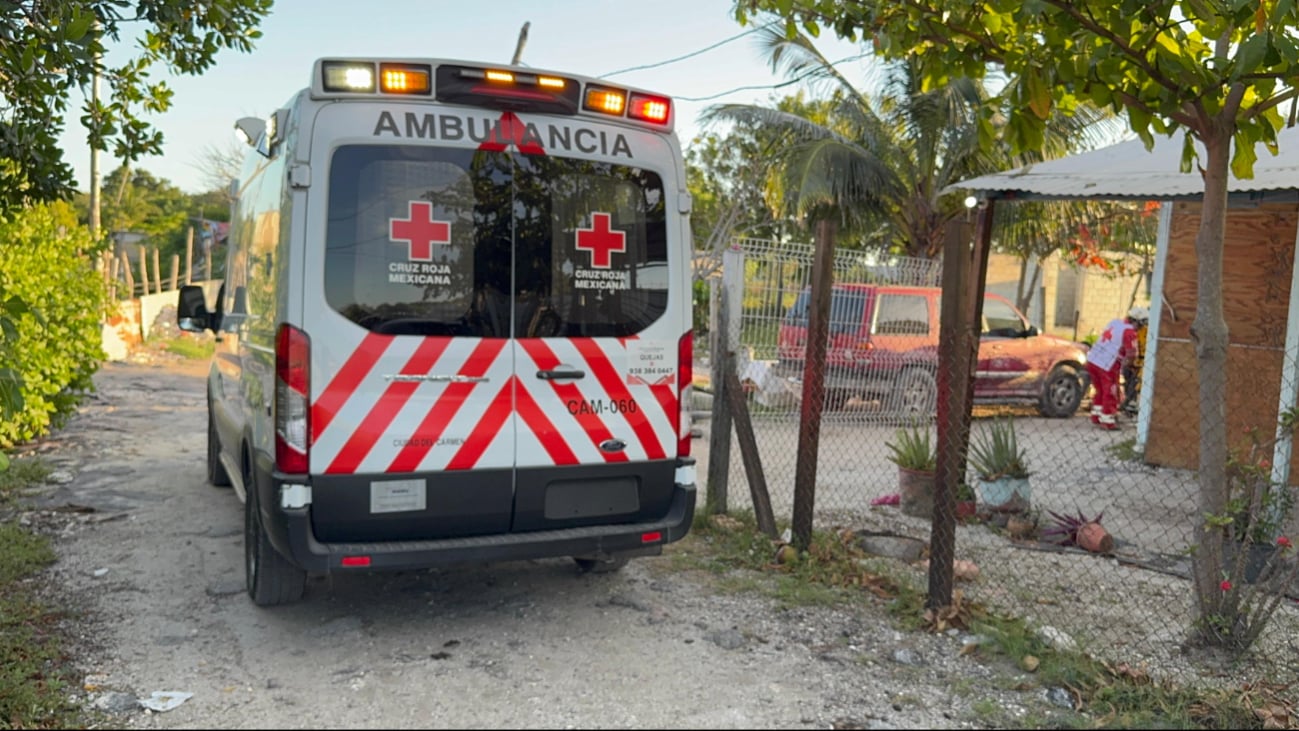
<box><xmin>121</xmin><ymin>251</ymin><xmax>135</xmax><ymax>299</ymax></box>
<box><xmin>791</xmin><ymin>219</ymin><xmax>837</xmax><ymax>551</ymax></box>
<box><xmin>185</xmin><ymin>226</ymin><xmax>194</xmax><ymax>284</ymax></box>
<box><xmin>705</xmin><ymin>285</ymin><xmax>733</xmax><ymax>515</ymax></box>
<box><xmin>152</xmin><ymin>248</ymin><xmax>161</xmax><ymax>294</ymax></box>
<box><xmin>169</xmin><ymin>254</ymin><xmax>180</xmax><ymax>292</ymax></box>
<box><xmin>137</xmin><ymin>246</ymin><xmax>149</xmax><ymax>297</ymax></box>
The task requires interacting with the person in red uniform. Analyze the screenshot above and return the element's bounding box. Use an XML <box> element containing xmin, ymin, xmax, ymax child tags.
<box><xmin>1086</xmin><ymin>308</ymin><xmax>1140</xmax><ymax>430</ymax></box>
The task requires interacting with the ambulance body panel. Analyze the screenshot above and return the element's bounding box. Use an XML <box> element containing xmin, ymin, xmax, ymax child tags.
<box><xmin>178</xmin><ymin>59</ymin><xmax>696</xmax><ymax>605</ymax></box>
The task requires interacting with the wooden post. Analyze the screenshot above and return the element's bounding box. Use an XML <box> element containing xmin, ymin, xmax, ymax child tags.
<box><xmin>169</xmin><ymin>254</ymin><xmax>180</xmax><ymax>292</ymax></box>
<box><xmin>705</xmin><ymin>290</ymin><xmax>732</xmax><ymax>515</ymax></box>
<box><xmin>185</xmin><ymin>226</ymin><xmax>194</xmax><ymax>284</ymax></box>
<box><xmin>930</xmin><ymin>221</ymin><xmax>973</xmax><ymax>610</ymax></box>
<box><xmin>121</xmin><ymin>251</ymin><xmax>135</xmax><ymax>299</ymax></box>
<box><xmin>138</xmin><ymin>245</ymin><xmax>149</xmax><ymax>297</ymax></box>
<box><xmin>724</xmin><ymin>367</ymin><xmax>777</xmax><ymax>538</ymax></box>
<box><xmin>791</xmin><ymin>218</ymin><xmax>837</xmax><ymax>551</ymax></box>
<box><xmin>152</xmin><ymin>248</ymin><xmax>161</xmax><ymax>294</ymax></box>
<box><xmin>109</xmin><ymin>255</ymin><xmax>119</xmax><ymax>301</ymax></box>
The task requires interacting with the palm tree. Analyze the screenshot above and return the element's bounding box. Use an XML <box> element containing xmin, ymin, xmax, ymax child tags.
<box><xmin>700</xmin><ymin>26</ymin><xmax>1124</xmax><ymax>258</ymax></box>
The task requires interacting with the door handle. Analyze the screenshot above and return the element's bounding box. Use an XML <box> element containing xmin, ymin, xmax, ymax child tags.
<box><xmin>537</xmin><ymin>368</ymin><xmax>585</xmax><ymax>381</ymax></box>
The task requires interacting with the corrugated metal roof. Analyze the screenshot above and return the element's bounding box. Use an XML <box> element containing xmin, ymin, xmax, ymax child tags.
<box><xmin>948</xmin><ymin>125</ymin><xmax>1299</xmax><ymax>200</ymax></box>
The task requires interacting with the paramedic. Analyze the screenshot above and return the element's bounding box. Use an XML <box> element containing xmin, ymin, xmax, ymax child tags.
<box><xmin>1121</xmin><ymin>306</ymin><xmax>1149</xmax><ymax>415</ymax></box>
<box><xmin>1086</xmin><ymin>308</ymin><xmax>1140</xmax><ymax>430</ymax></box>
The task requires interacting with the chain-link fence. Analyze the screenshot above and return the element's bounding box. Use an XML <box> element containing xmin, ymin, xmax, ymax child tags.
<box><xmin>696</xmin><ymin>235</ymin><xmax>1299</xmax><ymax>688</ymax></box>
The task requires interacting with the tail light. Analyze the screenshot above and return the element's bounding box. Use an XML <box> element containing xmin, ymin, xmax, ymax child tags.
<box><xmin>275</xmin><ymin>324</ymin><xmax>311</xmax><ymax>474</ymax></box>
<box><xmin>678</xmin><ymin>331</ymin><xmax>692</xmax><ymax>458</ymax></box>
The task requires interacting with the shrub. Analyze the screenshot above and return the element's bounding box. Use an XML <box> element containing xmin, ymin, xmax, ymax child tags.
<box><xmin>0</xmin><ymin>203</ymin><xmax>108</xmax><ymax>446</ymax></box>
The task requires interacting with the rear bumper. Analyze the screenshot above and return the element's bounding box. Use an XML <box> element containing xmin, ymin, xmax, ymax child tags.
<box><xmin>261</xmin><ymin>470</ymin><xmax>696</xmax><ymax>574</ymax></box>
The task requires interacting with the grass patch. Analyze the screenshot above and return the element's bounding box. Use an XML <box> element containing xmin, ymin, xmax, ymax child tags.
<box><xmin>0</xmin><ymin>457</ymin><xmax>50</xmax><ymax>505</ymax></box>
<box><xmin>679</xmin><ymin>507</ymin><xmax>1287</xmax><ymax>729</ymax></box>
<box><xmin>671</xmin><ymin>511</ymin><xmax>898</xmax><ymax>609</ymax></box>
<box><xmin>162</xmin><ymin>334</ymin><xmax>215</xmax><ymax>361</ymax></box>
<box><xmin>1103</xmin><ymin>436</ymin><xmax>1144</xmax><ymax>462</ymax></box>
<box><xmin>0</xmin><ymin>456</ymin><xmax>90</xmax><ymax>729</ymax></box>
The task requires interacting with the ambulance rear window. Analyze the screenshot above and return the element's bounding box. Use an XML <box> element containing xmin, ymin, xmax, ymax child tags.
<box><xmin>324</xmin><ymin>144</ymin><xmax>668</xmax><ymax>338</ymax></box>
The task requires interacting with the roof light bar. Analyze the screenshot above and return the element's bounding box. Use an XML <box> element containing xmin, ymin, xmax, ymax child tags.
<box><xmin>628</xmin><ymin>92</ymin><xmax>671</xmax><ymax>125</ymax></box>
<box><xmin>379</xmin><ymin>63</ymin><xmax>431</xmax><ymax>95</ymax></box>
<box><xmin>322</xmin><ymin>61</ymin><xmax>376</xmax><ymax>93</ymax></box>
<box><xmin>583</xmin><ymin>85</ymin><xmax>627</xmax><ymax>116</ymax></box>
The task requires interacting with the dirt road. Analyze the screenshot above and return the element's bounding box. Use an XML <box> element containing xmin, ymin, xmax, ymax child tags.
<box><xmin>24</xmin><ymin>356</ymin><xmax>1075</xmax><ymax>729</ymax></box>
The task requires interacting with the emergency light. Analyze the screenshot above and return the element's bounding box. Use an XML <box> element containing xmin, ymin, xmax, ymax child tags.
<box><xmin>312</xmin><ymin>59</ymin><xmax>673</xmax><ymax>128</ymax></box>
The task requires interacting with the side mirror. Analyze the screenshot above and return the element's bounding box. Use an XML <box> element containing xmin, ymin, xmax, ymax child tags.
<box><xmin>177</xmin><ymin>285</ymin><xmax>214</xmax><ymax>333</ymax></box>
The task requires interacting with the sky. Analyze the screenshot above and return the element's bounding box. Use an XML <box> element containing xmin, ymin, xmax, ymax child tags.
<box><xmin>57</xmin><ymin>0</ymin><xmax>877</xmax><ymax>195</ymax></box>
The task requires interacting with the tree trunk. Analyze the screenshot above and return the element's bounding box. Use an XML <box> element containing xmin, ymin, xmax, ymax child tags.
<box><xmin>1015</xmin><ymin>257</ymin><xmax>1042</xmax><ymax>317</ymax></box>
<box><xmin>1190</xmin><ymin>126</ymin><xmax>1233</xmax><ymax>641</ymax></box>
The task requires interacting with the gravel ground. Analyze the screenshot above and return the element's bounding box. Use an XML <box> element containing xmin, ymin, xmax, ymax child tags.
<box><xmin>9</xmin><ymin>354</ymin><xmax>1109</xmax><ymax>729</ymax></box>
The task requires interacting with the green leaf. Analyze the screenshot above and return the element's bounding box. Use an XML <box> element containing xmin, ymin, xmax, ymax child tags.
<box><xmin>0</xmin><ymin>367</ymin><xmax>24</xmax><ymax>419</ymax></box>
<box><xmin>1231</xmin><ymin>137</ymin><xmax>1260</xmax><ymax>179</ymax></box>
<box><xmin>1234</xmin><ymin>33</ymin><xmax>1270</xmax><ymax>79</ymax></box>
<box><xmin>1024</xmin><ymin>67</ymin><xmax>1053</xmax><ymax>120</ymax></box>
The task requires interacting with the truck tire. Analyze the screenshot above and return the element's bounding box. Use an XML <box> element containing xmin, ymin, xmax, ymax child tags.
<box><xmin>888</xmin><ymin>368</ymin><xmax>937</xmax><ymax>418</ymax></box>
<box><xmin>1039</xmin><ymin>364</ymin><xmax>1084</xmax><ymax>418</ymax></box>
<box><xmin>244</xmin><ymin>455</ymin><xmax>306</xmax><ymax>606</ymax></box>
<box><xmin>206</xmin><ymin>406</ymin><xmax>232</xmax><ymax>487</ymax></box>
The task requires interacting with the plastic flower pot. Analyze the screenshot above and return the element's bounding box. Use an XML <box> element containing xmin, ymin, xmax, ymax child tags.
<box><xmin>898</xmin><ymin>467</ymin><xmax>935</xmax><ymax>519</ymax></box>
<box><xmin>976</xmin><ymin>476</ymin><xmax>1031</xmax><ymax>513</ymax></box>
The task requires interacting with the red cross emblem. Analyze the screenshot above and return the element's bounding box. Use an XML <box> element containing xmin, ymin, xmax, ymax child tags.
<box><xmin>389</xmin><ymin>201</ymin><xmax>451</xmax><ymax>261</ymax></box>
<box><xmin>575</xmin><ymin>212</ymin><xmax>626</xmax><ymax>269</ymax></box>
<box><xmin>476</xmin><ymin>111</ymin><xmax>546</xmax><ymax>155</ymax></box>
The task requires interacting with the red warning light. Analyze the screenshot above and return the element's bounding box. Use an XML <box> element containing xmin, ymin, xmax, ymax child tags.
<box><xmin>628</xmin><ymin>93</ymin><xmax>670</xmax><ymax>124</ymax></box>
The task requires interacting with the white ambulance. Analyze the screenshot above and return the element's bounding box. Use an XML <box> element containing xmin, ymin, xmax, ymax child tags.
<box><xmin>177</xmin><ymin>58</ymin><xmax>697</xmax><ymax>606</ymax></box>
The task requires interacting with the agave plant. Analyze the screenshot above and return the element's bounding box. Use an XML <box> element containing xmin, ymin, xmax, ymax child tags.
<box><xmin>1042</xmin><ymin>509</ymin><xmax>1105</xmax><ymax>547</ymax></box>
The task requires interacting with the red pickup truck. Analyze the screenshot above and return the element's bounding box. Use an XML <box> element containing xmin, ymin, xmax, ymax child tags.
<box><xmin>775</xmin><ymin>284</ymin><xmax>1090</xmax><ymax>417</ymax></box>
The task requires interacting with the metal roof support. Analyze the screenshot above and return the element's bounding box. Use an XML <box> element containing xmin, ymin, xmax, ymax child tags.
<box><xmin>1136</xmin><ymin>202</ymin><xmax>1173</xmax><ymax>452</ymax></box>
<box><xmin>1269</xmin><ymin>213</ymin><xmax>1299</xmax><ymax>490</ymax></box>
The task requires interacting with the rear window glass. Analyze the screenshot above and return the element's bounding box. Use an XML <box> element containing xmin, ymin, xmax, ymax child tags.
<box><xmin>324</xmin><ymin>144</ymin><xmax>668</xmax><ymax>338</ymax></box>
<box><xmin>783</xmin><ymin>289</ymin><xmax>867</xmax><ymax>334</ymax></box>
<box><xmin>873</xmin><ymin>294</ymin><xmax>930</xmax><ymax>335</ymax></box>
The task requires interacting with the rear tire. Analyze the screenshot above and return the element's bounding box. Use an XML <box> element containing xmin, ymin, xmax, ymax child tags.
<box><xmin>574</xmin><ymin>554</ymin><xmax>631</xmax><ymax>574</ymax></box>
<box><xmin>206</xmin><ymin>406</ymin><xmax>232</xmax><ymax>487</ymax></box>
<box><xmin>244</xmin><ymin>455</ymin><xmax>306</xmax><ymax>606</ymax></box>
<box><xmin>887</xmin><ymin>368</ymin><xmax>937</xmax><ymax>419</ymax></box>
<box><xmin>1039</xmin><ymin>365</ymin><xmax>1084</xmax><ymax>418</ymax></box>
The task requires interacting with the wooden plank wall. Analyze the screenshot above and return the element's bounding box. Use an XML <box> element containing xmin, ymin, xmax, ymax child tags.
<box><xmin>1146</xmin><ymin>201</ymin><xmax>1299</xmax><ymax>471</ymax></box>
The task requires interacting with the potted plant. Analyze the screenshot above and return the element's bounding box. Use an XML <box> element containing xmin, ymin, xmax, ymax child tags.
<box><xmin>968</xmin><ymin>417</ymin><xmax>1032</xmax><ymax>513</ymax></box>
<box><xmin>1043</xmin><ymin>509</ymin><xmax>1114</xmax><ymax>553</ymax></box>
<box><xmin>885</xmin><ymin>423</ymin><xmax>937</xmax><ymax>518</ymax></box>
<box><xmin>955</xmin><ymin>483</ymin><xmax>978</xmax><ymax>521</ymax></box>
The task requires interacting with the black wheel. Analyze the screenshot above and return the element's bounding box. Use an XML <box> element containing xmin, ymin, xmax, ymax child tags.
<box><xmin>206</xmin><ymin>406</ymin><xmax>232</xmax><ymax>487</ymax></box>
<box><xmin>887</xmin><ymin>368</ymin><xmax>937</xmax><ymax>417</ymax></box>
<box><xmin>244</xmin><ymin>455</ymin><xmax>306</xmax><ymax>606</ymax></box>
<box><xmin>574</xmin><ymin>554</ymin><xmax>631</xmax><ymax>574</ymax></box>
<box><xmin>1039</xmin><ymin>364</ymin><xmax>1084</xmax><ymax>418</ymax></box>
